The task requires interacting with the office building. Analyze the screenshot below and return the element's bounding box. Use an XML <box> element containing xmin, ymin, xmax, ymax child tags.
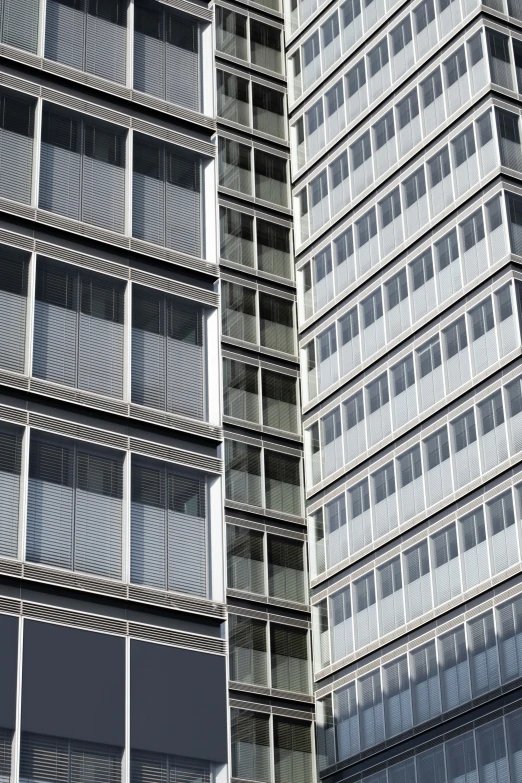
<box><xmin>293</xmin><ymin>0</ymin><xmax>522</xmax><ymax>780</ymax></box>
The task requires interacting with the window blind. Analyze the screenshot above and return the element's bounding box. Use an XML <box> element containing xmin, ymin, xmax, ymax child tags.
<box><xmin>226</xmin><ymin>525</ymin><xmax>265</xmax><ymax>594</ymax></box>
<box><xmin>132</xmin><ymin>285</ymin><xmax>205</xmax><ymax>419</ymax></box>
<box><xmin>133</xmin><ymin>134</ymin><xmax>202</xmax><ymax>256</ymax></box>
<box><xmin>130</xmin><ymin>748</ymin><xmax>210</xmax><ymax>783</ymax></box>
<box><xmin>264</xmin><ymin>450</ymin><xmax>301</xmax><ymax>516</ymax></box>
<box><xmin>0</xmin><ymin>245</ymin><xmax>29</xmax><ymax>374</ymax></box>
<box><xmin>26</xmin><ymin>432</ymin><xmax>123</xmax><ymax>579</ymax></box>
<box><xmin>130</xmin><ymin>457</ymin><xmax>208</xmax><ymax>597</ymax></box>
<box><xmin>383</xmin><ymin>656</ymin><xmax>412</xmax><ymax>738</ymax></box>
<box><xmin>262</xmin><ymin>370</ymin><xmax>297</xmax><ymax>433</ymax></box>
<box><xmin>271</xmin><ymin>625</ymin><xmax>309</xmax><ymax>694</ymax></box>
<box><xmin>268</xmin><ymin>535</ymin><xmax>304</xmax><ymax>603</ymax></box>
<box><xmin>134</xmin><ymin>0</ymin><xmax>200</xmax><ymax>111</ymax></box>
<box><xmin>19</xmin><ymin>733</ymin><xmax>122</xmax><ymax>783</ymax></box>
<box><xmin>34</xmin><ymin>257</ymin><xmax>125</xmax><ymax>398</ymax></box>
<box><xmin>40</xmin><ymin>107</ymin><xmax>125</xmax><ymax>233</ymax></box>
<box><xmin>0</xmin><ymin>0</ymin><xmax>38</xmax><ymax>52</ymax></box>
<box><xmin>0</xmin><ymin>729</ymin><xmax>11</xmax><ymax>783</ymax></box>
<box><xmin>273</xmin><ymin>719</ymin><xmax>312</xmax><ymax>783</ymax></box>
<box><xmin>45</xmin><ymin>0</ymin><xmax>127</xmax><ymax>84</ymax></box>
<box><xmin>0</xmin><ymin>91</ymin><xmax>35</xmax><ymax>204</ymax></box>
<box><xmin>223</xmin><ymin>358</ymin><xmax>259</xmax><ymax>423</ymax></box>
<box><xmin>231</xmin><ymin>709</ymin><xmax>271</xmax><ymax>783</ymax></box>
<box><xmin>225</xmin><ymin>439</ymin><xmax>263</xmax><ymax>507</ymax></box>
<box><xmin>259</xmin><ymin>293</ymin><xmax>294</xmax><ymax>355</ymax></box>
<box><xmin>229</xmin><ymin>615</ymin><xmax>268</xmax><ymax>685</ymax></box>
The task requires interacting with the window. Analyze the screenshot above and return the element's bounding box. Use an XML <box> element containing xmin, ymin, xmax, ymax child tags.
<box><xmin>349</xmin><ymin>479</ymin><xmax>369</xmax><ymax>517</ymax></box>
<box><xmin>0</xmin><ymin>90</ymin><xmax>35</xmax><ymax>204</ymax></box>
<box><xmin>130</xmin><ymin>456</ymin><xmax>208</xmax><ymax>596</ymax></box>
<box><xmin>257</xmin><ymin>220</ymin><xmax>291</xmax><ymax>278</ymax></box>
<box><xmin>361</xmin><ymin>289</ymin><xmax>383</xmax><ymax>327</ymax></box>
<box><xmin>268</xmin><ymin>535</ymin><xmax>305</xmax><ymax>603</ymax></box>
<box><xmin>133</xmin><ymin>133</ymin><xmax>201</xmax><ymax>255</ymax></box>
<box><xmin>219</xmin><ymin>137</ymin><xmax>252</xmax><ymax>196</ymax></box>
<box><xmin>452</xmin><ymin>410</ymin><xmax>477</xmax><ymax>451</ymax></box>
<box><xmin>428</xmin><ymin>146</ymin><xmax>450</xmax><ymax>186</ymax></box>
<box><xmin>264</xmin><ymin>450</ymin><xmax>302</xmax><ymax>516</ymax></box>
<box><xmin>367</xmin><ymin>373</ymin><xmax>389</xmax><ymax>413</ymax></box>
<box><xmin>134</xmin><ymin>0</ymin><xmax>199</xmax><ymax>108</ymax></box>
<box><xmin>253</xmin><ymin>83</ymin><xmax>285</xmax><ymax>139</ymax></box>
<box><xmin>271</xmin><ymin>624</ymin><xmax>309</xmax><ymax>693</ymax></box>
<box><xmin>379</xmin><ymin>188</ymin><xmax>401</xmax><ymax>228</ymax></box>
<box><xmin>0</xmin><ymin>246</ymin><xmax>28</xmax><ymax>374</ymax></box>
<box><xmin>262</xmin><ymin>370</ymin><xmax>298</xmax><ymax>432</ymax></box>
<box><xmin>432</xmin><ymin>524</ymin><xmax>458</xmax><ymax>568</ymax></box>
<box><xmin>368</xmin><ymin>38</ymin><xmax>389</xmax><ymax>76</ymax></box>
<box><xmin>347</xmin><ymin>60</ymin><xmax>366</xmax><ymax>96</ymax></box>
<box><xmin>373</xmin><ymin>462</ymin><xmax>395</xmax><ymax>502</ymax></box>
<box><xmin>392</xmin><ymin>355</ymin><xmax>414</xmax><ymax>396</ymax></box>
<box><xmin>21</xmin><ymin>733</ymin><xmax>122</xmax><ymax>783</ymax></box>
<box><xmin>424</xmin><ymin>427</ymin><xmax>449</xmax><ymax>468</ymax></box>
<box><xmin>0</xmin><ymin>424</ymin><xmax>22</xmax><ymax>557</ymax></box>
<box><xmin>40</xmin><ymin>106</ymin><xmax>126</xmax><ymax>233</ymax></box>
<box><xmin>414</xmin><ymin>0</ymin><xmax>435</xmax><ymax>31</ymax></box>
<box><xmin>330</xmin><ymin>152</ymin><xmax>349</xmax><ymax>191</ymax></box>
<box><xmin>404</xmin><ymin>169</ymin><xmax>427</xmax><ymax>209</ymax></box>
<box><xmin>34</xmin><ymin>258</ymin><xmax>124</xmax><ymax>398</ymax></box>
<box><xmin>326</xmin><ymin>81</ymin><xmax>344</xmax><ymax>117</ymax></box>
<box><xmin>217</xmin><ymin>71</ymin><xmax>249</xmax><ymax>126</ymax></box>
<box><xmin>222</xmin><ymin>281</ymin><xmax>257</xmax><ymax>344</ymax></box>
<box><xmin>225</xmin><ymin>439</ymin><xmax>262</xmax><ymax>507</ymax></box>
<box><xmin>231</xmin><ymin>709</ymin><xmax>271</xmax><ymax>782</ymax></box>
<box><xmin>350</xmin><ymin>131</ymin><xmax>371</xmax><ymax>170</ymax></box>
<box><xmin>452</xmin><ymin>126</ymin><xmax>476</xmax><ymax>166</ymax></box>
<box><xmin>410</xmin><ymin>249</ymin><xmax>433</xmax><ymax>289</ymax></box>
<box><xmin>397</xmin><ymin>90</ymin><xmax>419</xmax><ymax>129</ymax></box>
<box><xmin>498</xmin><ymin>110</ymin><xmax>520</xmax><ymax>144</ymax></box>
<box><xmin>398</xmin><ymin>445</ymin><xmax>422</xmax><ymax>486</ymax></box>
<box><xmin>259</xmin><ymin>293</ymin><xmax>294</xmax><ymax>354</ymax></box>
<box><xmin>230</xmin><ymin>615</ymin><xmax>268</xmax><ymax>685</ymax></box>
<box><xmin>435</xmin><ymin>228</ymin><xmax>458</xmax><ymax>270</ymax></box>
<box><xmin>444</xmin><ymin>316</ymin><xmax>467</xmax><ymax>358</ymax></box>
<box><xmin>273</xmin><ymin>719</ymin><xmax>312</xmax><ymax>783</ymax></box>
<box><xmin>373</xmin><ymin>110</ymin><xmax>395</xmax><ymax>149</ymax></box>
<box><xmin>220</xmin><ymin>207</ymin><xmax>254</xmax><ymax>267</ymax></box>
<box><xmin>356</xmin><ymin>209</ymin><xmax>377</xmax><ymax>248</ymax></box>
<box><xmin>227</xmin><ymin>524</ymin><xmax>265</xmax><ymax>593</ymax></box>
<box><xmin>391</xmin><ymin>17</ymin><xmax>412</xmax><ymax>55</ymax></box>
<box><xmin>461</xmin><ymin>210</ymin><xmax>485</xmax><ymax>251</ymax></box>
<box><xmin>345</xmin><ymin>391</ymin><xmax>364</xmax><ymax>429</ymax></box>
<box><xmin>496</xmin><ymin>283</ymin><xmax>512</xmax><ymax>322</ymax></box>
<box><xmin>444</xmin><ymin>45</ymin><xmax>466</xmax><ymax>86</ymax></box>
<box><xmin>386</xmin><ymin>269</ymin><xmax>408</xmax><ymax>310</ymax></box>
<box><xmin>469</xmin><ymin>297</ymin><xmax>494</xmax><ymax>340</ymax></box>
<box><xmin>421</xmin><ymin>69</ymin><xmax>443</xmax><ymax>107</ymax></box>
<box><xmin>132</xmin><ymin>285</ymin><xmax>205</xmax><ymax>419</ymax></box>
<box><xmin>224</xmin><ymin>359</ymin><xmax>259</xmax><ymax>423</ymax></box>
<box><xmin>46</xmin><ymin>0</ymin><xmax>127</xmax><ymax>83</ymax></box>
<box><xmin>250</xmin><ymin>19</ymin><xmax>282</xmax><ymax>73</ymax></box>
<box><xmin>27</xmin><ymin>432</ymin><xmax>123</xmax><ymax>578</ymax></box>
<box><xmin>216</xmin><ymin>7</ymin><xmax>247</xmax><ymax>60</ymax></box>
<box><xmin>255</xmin><ymin>150</ymin><xmax>287</xmax><ymax>207</ymax></box>
<box><xmin>417</xmin><ymin>337</ymin><xmax>442</xmax><ymax>378</ymax></box>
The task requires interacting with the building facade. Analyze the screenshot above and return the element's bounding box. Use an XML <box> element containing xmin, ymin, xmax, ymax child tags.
<box><xmin>292</xmin><ymin>0</ymin><xmax>522</xmax><ymax>779</ymax></box>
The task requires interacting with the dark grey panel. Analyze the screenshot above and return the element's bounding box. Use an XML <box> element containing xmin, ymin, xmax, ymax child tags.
<box><xmin>130</xmin><ymin>640</ymin><xmax>227</xmax><ymax>763</ymax></box>
<box><xmin>22</xmin><ymin>620</ymin><xmax>125</xmax><ymax>746</ymax></box>
<box><xmin>0</xmin><ymin>614</ymin><xmax>18</xmax><ymax>729</ymax></box>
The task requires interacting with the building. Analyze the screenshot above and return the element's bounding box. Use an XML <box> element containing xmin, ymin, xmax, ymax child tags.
<box><xmin>0</xmin><ymin>2</ymin><xmax>229</xmax><ymax>782</ymax></box>
<box><xmin>293</xmin><ymin>0</ymin><xmax>522</xmax><ymax>779</ymax></box>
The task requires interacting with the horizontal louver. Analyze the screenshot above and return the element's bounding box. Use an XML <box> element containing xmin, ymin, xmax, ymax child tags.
<box><xmin>232</xmin><ymin>709</ymin><xmax>271</xmax><ymax>783</ymax></box>
<box><xmin>273</xmin><ymin>719</ymin><xmax>312</xmax><ymax>783</ymax></box>
<box><xmin>40</xmin><ymin>107</ymin><xmax>126</xmax><ymax>233</ymax></box>
<box><xmin>230</xmin><ymin>614</ymin><xmax>268</xmax><ymax>685</ymax></box>
<box><xmin>271</xmin><ymin>624</ymin><xmax>309</xmax><ymax>694</ymax></box>
<box><xmin>34</xmin><ymin>257</ymin><xmax>125</xmax><ymax>398</ymax></box>
<box><xmin>264</xmin><ymin>450</ymin><xmax>302</xmax><ymax>517</ymax></box>
<box><xmin>0</xmin><ymin>245</ymin><xmax>29</xmax><ymax>374</ymax></box>
<box><xmin>132</xmin><ymin>285</ymin><xmax>205</xmax><ymax>420</ymax></box>
<box><xmin>19</xmin><ymin>733</ymin><xmax>122</xmax><ymax>783</ymax></box>
<box><xmin>0</xmin><ymin>729</ymin><xmax>11</xmax><ymax>783</ymax></box>
<box><xmin>268</xmin><ymin>535</ymin><xmax>305</xmax><ymax>603</ymax></box>
<box><xmin>0</xmin><ymin>425</ymin><xmax>22</xmax><ymax>558</ymax></box>
<box><xmin>0</xmin><ymin>91</ymin><xmax>34</xmax><ymax>205</ymax></box>
<box><xmin>227</xmin><ymin>524</ymin><xmax>265</xmax><ymax>594</ymax></box>
<box><xmin>26</xmin><ymin>431</ymin><xmax>123</xmax><ymax>579</ymax></box>
<box><xmin>130</xmin><ymin>749</ymin><xmax>210</xmax><ymax>783</ymax></box>
<box><xmin>132</xmin><ymin>134</ymin><xmax>202</xmax><ymax>257</ymax></box>
<box><xmin>130</xmin><ymin>457</ymin><xmax>208</xmax><ymax>598</ymax></box>
<box><xmin>262</xmin><ymin>370</ymin><xmax>297</xmax><ymax>433</ymax></box>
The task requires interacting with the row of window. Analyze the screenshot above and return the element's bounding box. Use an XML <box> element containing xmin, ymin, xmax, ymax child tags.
<box><xmin>294</xmin><ymin>26</ymin><xmax>490</xmax><ymax>177</ymax></box>
<box><xmin>218</xmin><ymin>137</ymin><xmax>289</xmax><ymax>209</ymax></box>
<box><xmin>0</xmin><ymin>250</ymin><xmax>211</xmax><ymax>422</ymax></box>
<box><xmin>295</xmin><ymin>103</ymin><xmax>516</xmax><ymax>247</ymax></box>
<box><xmin>314</xmin><ymin>482</ymin><xmax>522</xmax><ymax>670</ymax></box>
<box><xmin>301</xmin><ymin>193</ymin><xmax>507</xmax><ymax>383</ymax></box>
<box><xmin>308</xmin><ymin>373</ymin><xmax>522</xmax><ymax>574</ymax></box>
<box><xmin>0</xmin><ymin>92</ymin><xmax>209</xmax><ymax>256</ymax></box>
<box><xmin>219</xmin><ymin>207</ymin><xmax>292</xmax><ymax>280</ymax></box>
<box><xmin>224</xmin><ymin>358</ymin><xmax>299</xmax><ymax>434</ymax></box>
<box><xmin>216</xmin><ymin>7</ymin><xmax>283</xmax><ymax>75</ymax></box>
<box><xmin>47</xmin><ymin>0</ymin><xmax>206</xmax><ymax>112</ymax></box>
<box><xmin>222</xmin><ymin>281</ymin><xmax>296</xmax><ymax>357</ymax></box>
<box><xmin>317</xmin><ymin>660</ymin><xmax>522</xmax><ymax>778</ymax></box>
<box><xmin>306</xmin><ymin>285</ymin><xmax>518</xmax><ymax>486</ymax></box>
<box><xmin>231</xmin><ymin>709</ymin><xmax>313</xmax><ymax>783</ymax></box>
<box><xmin>289</xmin><ymin>0</ymin><xmax>478</xmax><ymax>103</ymax></box>
<box><xmin>229</xmin><ymin>614</ymin><xmax>310</xmax><ymax>694</ymax></box>
<box><xmin>225</xmin><ymin>441</ymin><xmax>302</xmax><ymax>518</ymax></box>
<box><xmin>0</xmin><ymin>424</ymin><xmax>217</xmax><ymax>598</ymax></box>
<box><xmin>3</xmin><ymin>733</ymin><xmax>214</xmax><ymax>783</ymax></box>
<box><xmin>227</xmin><ymin>524</ymin><xmax>306</xmax><ymax>604</ymax></box>
<box><xmin>217</xmin><ymin>69</ymin><xmax>286</xmax><ymax>140</ymax></box>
